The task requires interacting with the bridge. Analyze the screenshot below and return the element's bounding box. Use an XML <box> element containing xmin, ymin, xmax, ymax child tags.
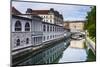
<box><xmin>71</xmin><ymin>32</ymin><xmax>85</xmax><ymax>40</ymax></box>
<box><xmin>71</xmin><ymin>32</ymin><xmax>96</xmax><ymax>56</ymax></box>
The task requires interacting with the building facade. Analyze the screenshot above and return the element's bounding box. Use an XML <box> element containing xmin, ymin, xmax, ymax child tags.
<box><xmin>42</xmin><ymin>22</ymin><xmax>65</xmax><ymax>42</ymax></box>
<box><xmin>11</xmin><ymin>7</ymin><xmax>69</xmax><ymax>55</ymax></box>
<box><xmin>11</xmin><ymin>15</ymin><xmax>32</xmax><ymax>55</ymax></box>
<box><xmin>11</xmin><ymin>7</ymin><xmax>43</xmax><ymax>55</ymax></box>
<box><xmin>26</xmin><ymin>8</ymin><xmax>63</xmax><ymax>26</ymax></box>
<box><xmin>64</xmin><ymin>21</ymin><xmax>85</xmax><ymax>33</ymax></box>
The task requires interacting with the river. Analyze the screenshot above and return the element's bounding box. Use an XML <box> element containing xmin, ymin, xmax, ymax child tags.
<box><xmin>59</xmin><ymin>39</ymin><xmax>87</xmax><ymax>63</ymax></box>
<box><xmin>18</xmin><ymin>38</ymin><xmax>87</xmax><ymax>66</ymax></box>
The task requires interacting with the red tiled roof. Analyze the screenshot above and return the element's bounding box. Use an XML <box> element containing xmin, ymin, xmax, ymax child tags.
<box><xmin>31</xmin><ymin>9</ymin><xmax>63</xmax><ymax>19</ymax></box>
<box><xmin>12</xmin><ymin>7</ymin><xmax>22</xmax><ymax>15</ymax></box>
<box><xmin>32</xmin><ymin>10</ymin><xmax>49</xmax><ymax>14</ymax></box>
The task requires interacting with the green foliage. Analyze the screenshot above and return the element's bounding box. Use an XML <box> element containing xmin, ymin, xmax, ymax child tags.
<box><xmin>85</xmin><ymin>6</ymin><xmax>96</xmax><ymax>38</ymax></box>
<box><xmin>88</xmin><ymin>24</ymin><xmax>96</xmax><ymax>38</ymax></box>
<box><xmin>87</xmin><ymin>49</ymin><xmax>96</xmax><ymax>61</ymax></box>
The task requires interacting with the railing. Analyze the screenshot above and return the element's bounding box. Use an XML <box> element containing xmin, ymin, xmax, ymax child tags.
<box><xmin>86</xmin><ymin>37</ymin><xmax>96</xmax><ymax>55</ymax></box>
<box><xmin>32</xmin><ymin>31</ymin><xmax>43</xmax><ymax>36</ymax></box>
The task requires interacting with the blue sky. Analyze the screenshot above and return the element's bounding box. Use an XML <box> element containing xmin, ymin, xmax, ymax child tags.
<box><xmin>12</xmin><ymin>1</ymin><xmax>92</xmax><ymax>21</ymax></box>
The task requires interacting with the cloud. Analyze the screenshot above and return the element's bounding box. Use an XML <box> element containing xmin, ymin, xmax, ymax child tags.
<box><xmin>12</xmin><ymin>1</ymin><xmax>92</xmax><ymax>21</ymax></box>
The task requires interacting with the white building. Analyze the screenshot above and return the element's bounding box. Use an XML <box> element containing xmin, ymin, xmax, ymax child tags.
<box><xmin>11</xmin><ymin>7</ymin><xmax>43</xmax><ymax>55</ymax></box>
<box><xmin>26</xmin><ymin>8</ymin><xmax>63</xmax><ymax>26</ymax></box>
<box><xmin>31</xmin><ymin>15</ymin><xmax>43</xmax><ymax>46</ymax></box>
<box><xmin>11</xmin><ymin>7</ymin><xmax>68</xmax><ymax>55</ymax></box>
<box><xmin>11</xmin><ymin>15</ymin><xmax>32</xmax><ymax>55</ymax></box>
<box><xmin>42</xmin><ymin>22</ymin><xmax>65</xmax><ymax>42</ymax></box>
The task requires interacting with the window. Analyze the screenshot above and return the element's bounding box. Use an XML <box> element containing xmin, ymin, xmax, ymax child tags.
<box><xmin>43</xmin><ymin>24</ymin><xmax>46</xmax><ymax>32</ymax></box>
<box><xmin>26</xmin><ymin>38</ymin><xmax>29</xmax><ymax>44</ymax></box>
<box><xmin>47</xmin><ymin>36</ymin><xmax>49</xmax><ymax>40</ymax></box>
<box><xmin>46</xmin><ymin>20</ymin><xmax>48</xmax><ymax>22</ymax></box>
<box><xmin>50</xmin><ymin>26</ymin><xmax>52</xmax><ymax>31</ymax></box>
<box><xmin>55</xmin><ymin>27</ymin><xmax>57</xmax><ymax>31</ymax></box>
<box><xmin>53</xmin><ymin>26</ymin><xmax>54</xmax><ymax>31</ymax></box>
<box><xmin>74</xmin><ymin>25</ymin><xmax>76</xmax><ymax>29</ymax></box>
<box><xmin>50</xmin><ymin>15</ymin><xmax>52</xmax><ymax>18</ymax></box>
<box><xmin>50</xmin><ymin>20</ymin><xmax>52</xmax><ymax>23</ymax></box>
<box><xmin>53</xmin><ymin>26</ymin><xmax>55</xmax><ymax>31</ymax></box>
<box><xmin>25</xmin><ymin>22</ymin><xmax>30</xmax><ymax>31</ymax></box>
<box><xmin>16</xmin><ymin>39</ymin><xmax>20</xmax><ymax>46</ymax></box>
<box><xmin>50</xmin><ymin>35</ymin><xmax>52</xmax><ymax>39</ymax></box>
<box><xmin>43</xmin><ymin>36</ymin><xmax>45</xmax><ymax>41</ymax></box>
<box><xmin>47</xmin><ymin>25</ymin><xmax>49</xmax><ymax>32</ymax></box>
<box><xmin>53</xmin><ymin>35</ymin><xmax>54</xmax><ymax>38</ymax></box>
<box><xmin>44</xmin><ymin>16</ymin><xmax>45</xmax><ymax>18</ymax></box>
<box><xmin>15</xmin><ymin>20</ymin><xmax>22</xmax><ymax>31</ymax></box>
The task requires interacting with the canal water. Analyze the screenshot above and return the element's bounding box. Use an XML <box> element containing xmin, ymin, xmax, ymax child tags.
<box><xmin>58</xmin><ymin>39</ymin><xmax>87</xmax><ymax>63</ymax></box>
<box><xmin>18</xmin><ymin>39</ymin><xmax>87</xmax><ymax>66</ymax></box>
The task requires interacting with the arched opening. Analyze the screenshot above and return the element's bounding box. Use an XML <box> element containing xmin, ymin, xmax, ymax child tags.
<box><xmin>26</xmin><ymin>38</ymin><xmax>29</xmax><ymax>44</ymax></box>
<box><xmin>25</xmin><ymin>22</ymin><xmax>30</xmax><ymax>31</ymax></box>
<box><xmin>15</xmin><ymin>21</ymin><xmax>22</xmax><ymax>31</ymax></box>
<box><xmin>16</xmin><ymin>39</ymin><xmax>20</xmax><ymax>46</ymax></box>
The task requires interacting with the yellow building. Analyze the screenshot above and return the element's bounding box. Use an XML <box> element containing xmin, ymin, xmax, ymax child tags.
<box><xmin>64</xmin><ymin>21</ymin><xmax>85</xmax><ymax>32</ymax></box>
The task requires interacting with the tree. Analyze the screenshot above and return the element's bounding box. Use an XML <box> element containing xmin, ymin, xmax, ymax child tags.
<box><xmin>85</xmin><ymin>6</ymin><xmax>96</xmax><ymax>38</ymax></box>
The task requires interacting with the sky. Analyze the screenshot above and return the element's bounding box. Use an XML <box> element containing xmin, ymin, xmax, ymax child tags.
<box><xmin>12</xmin><ymin>1</ymin><xmax>92</xmax><ymax>21</ymax></box>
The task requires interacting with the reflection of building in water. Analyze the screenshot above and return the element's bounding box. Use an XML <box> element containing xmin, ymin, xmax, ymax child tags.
<box><xmin>18</xmin><ymin>42</ymin><xmax>67</xmax><ymax>65</ymax></box>
<box><xmin>70</xmin><ymin>39</ymin><xmax>85</xmax><ymax>49</ymax></box>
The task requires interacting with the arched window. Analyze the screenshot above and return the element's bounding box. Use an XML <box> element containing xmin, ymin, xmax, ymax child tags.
<box><xmin>25</xmin><ymin>22</ymin><xmax>30</xmax><ymax>31</ymax></box>
<box><xmin>16</xmin><ymin>39</ymin><xmax>20</xmax><ymax>46</ymax></box>
<box><xmin>15</xmin><ymin>21</ymin><xmax>22</xmax><ymax>31</ymax></box>
<box><xmin>26</xmin><ymin>38</ymin><xmax>29</xmax><ymax>44</ymax></box>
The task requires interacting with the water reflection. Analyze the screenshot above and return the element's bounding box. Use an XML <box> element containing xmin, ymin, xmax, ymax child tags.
<box><xmin>18</xmin><ymin>41</ymin><xmax>68</xmax><ymax>65</ymax></box>
<box><xmin>59</xmin><ymin>39</ymin><xmax>87</xmax><ymax>63</ymax></box>
<box><xmin>18</xmin><ymin>39</ymin><xmax>87</xmax><ymax>65</ymax></box>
